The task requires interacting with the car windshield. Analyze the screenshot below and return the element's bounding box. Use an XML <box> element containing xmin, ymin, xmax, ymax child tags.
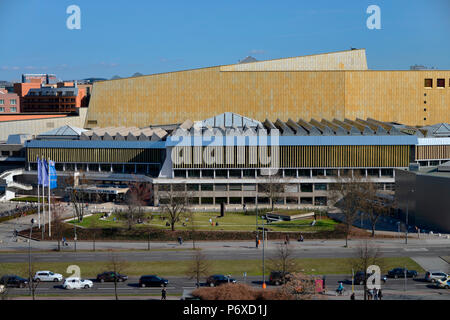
<box><xmin>49</xmin><ymin>272</ymin><xmax>54</xmax><ymax>275</ymax></box>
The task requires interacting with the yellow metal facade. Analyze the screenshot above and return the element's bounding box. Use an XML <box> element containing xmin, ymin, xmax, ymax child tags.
<box><xmin>415</xmin><ymin>145</ymin><xmax>450</xmax><ymax>160</ymax></box>
<box><xmin>27</xmin><ymin>148</ymin><xmax>162</xmax><ymax>163</ymax></box>
<box><xmin>172</xmin><ymin>145</ymin><xmax>409</xmax><ymax>168</ymax></box>
<box><xmin>85</xmin><ymin>50</ymin><xmax>450</xmax><ymax>128</ymax></box>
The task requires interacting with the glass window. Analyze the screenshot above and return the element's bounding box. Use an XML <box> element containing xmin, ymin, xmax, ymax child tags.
<box><xmin>229</xmin><ymin>184</ymin><xmax>242</xmax><ymax>191</ymax></box>
<box><xmin>215</xmin><ymin>184</ymin><xmax>227</xmax><ymax>191</ymax></box>
<box><xmin>437</xmin><ymin>79</ymin><xmax>445</xmax><ymax>88</ymax></box>
<box><xmin>0</xmin><ymin>99</ymin><xmax>3</xmax><ymax>105</ymax></box>
<box><xmin>314</xmin><ymin>184</ymin><xmax>327</xmax><ymax>191</ymax></box>
<box><xmin>201</xmin><ymin>184</ymin><xmax>213</xmax><ymax>191</ymax></box>
<box><xmin>10</xmin><ymin>99</ymin><xmax>16</xmax><ymax>105</ymax></box>
<box><xmin>300</xmin><ymin>184</ymin><xmax>313</xmax><ymax>192</ymax></box>
<box><xmin>424</xmin><ymin>78</ymin><xmax>433</xmax><ymax>88</ymax></box>
<box><xmin>10</xmin><ymin>107</ymin><xmax>16</xmax><ymax>112</ymax></box>
<box><xmin>0</xmin><ymin>107</ymin><xmax>4</xmax><ymax>112</ymax></box>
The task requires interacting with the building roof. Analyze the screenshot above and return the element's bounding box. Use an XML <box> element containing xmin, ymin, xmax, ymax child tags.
<box><xmin>38</xmin><ymin>125</ymin><xmax>87</xmax><ymax>137</ymax></box>
<box><xmin>0</xmin><ymin>114</ymin><xmax>68</xmax><ymax>122</ymax></box>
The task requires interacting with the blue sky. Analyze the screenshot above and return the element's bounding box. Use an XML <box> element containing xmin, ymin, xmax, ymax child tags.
<box><xmin>0</xmin><ymin>0</ymin><xmax>449</xmax><ymax>81</ymax></box>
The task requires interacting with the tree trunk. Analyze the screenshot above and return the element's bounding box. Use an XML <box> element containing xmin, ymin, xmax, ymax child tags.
<box><xmin>371</xmin><ymin>224</ymin><xmax>376</xmax><ymax>237</ymax></box>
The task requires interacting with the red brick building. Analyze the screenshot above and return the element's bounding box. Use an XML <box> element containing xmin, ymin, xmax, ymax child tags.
<box><xmin>20</xmin><ymin>83</ymin><xmax>86</xmax><ymax>113</ymax></box>
<box><xmin>0</xmin><ymin>88</ymin><xmax>20</xmax><ymax>113</ymax></box>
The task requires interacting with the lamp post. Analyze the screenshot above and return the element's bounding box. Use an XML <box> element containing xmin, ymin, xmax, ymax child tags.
<box><xmin>405</xmin><ymin>189</ymin><xmax>415</xmax><ymax>245</ymax></box>
<box><xmin>28</xmin><ymin>218</ymin><xmax>35</xmax><ymax>298</ymax></box>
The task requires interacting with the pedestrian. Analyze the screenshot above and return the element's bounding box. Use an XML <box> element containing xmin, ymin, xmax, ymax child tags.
<box><xmin>161</xmin><ymin>286</ymin><xmax>167</xmax><ymax>300</ymax></box>
<box><xmin>285</xmin><ymin>234</ymin><xmax>290</xmax><ymax>244</ymax></box>
<box><xmin>367</xmin><ymin>289</ymin><xmax>372</xmax><ymax>300</ymax></box>
<box><xmin>378</xmin><ymin>288</ymin><xmax>383</xmax><ymax>300</ymax></box>
<box><xmin>350</xmin><ymin>292</ymin><xmax>355</xmax><ymax>300</ymax></box>
<box><xmin>256</xmin><ymin>234</ymin><xmax>259</xmax><ymax>248</ymax></box>
<box><xmin>373</xmin><ymin>288</ymin><xmax>378</xmax><ymax>300</ymax></box>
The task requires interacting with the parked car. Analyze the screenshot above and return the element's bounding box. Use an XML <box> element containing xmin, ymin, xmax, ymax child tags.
<box><xmin>62</xmin><ymin>277</ymin><xmax>93</xmax><ymax>289</ymax></box>
<box><xmin>0</xmin><ymin>275</ymin><xmax>28</xmax><ymax>288</ymax></box>
<box><xmin>387</xmin><ymin>268</ymin><xmax>417</xmax><ymax>279</ymax></box>
<box><xmin>425</xmin><ymin>271</ymin><xmax>448</xmax><ymax>283</ymax></box>
<box><xmin>139</xmin><ymin>275</ymin><xmax>169</xmax><ymax>287</ymax></box>
<box><xmin>97</xmin><ymin>271</ymin><xmax>128</xmax><ymax>283</ymax></box>
<box><xmin>33</xmin><ymin>271</ymin><xmax>63</xmax><ymax>282</ymax></box>
<box><xmin>435</xmin><ymin>276</ymin><xmax>450</xmax><ymax>289</ymax></box>
<box><xmin>269</xmin><ymin>271</ymin><xmax>291</xmax><ymax>286</ymax></box>
<box><xmin>353</xmin><ymin>271</ymin><xmax>387</xmax><ymax>285</ymax></box>
<box><xmin>206</xmin><ymin>274</ymin><xmax>236</xmax><ymax>287</ymax></box>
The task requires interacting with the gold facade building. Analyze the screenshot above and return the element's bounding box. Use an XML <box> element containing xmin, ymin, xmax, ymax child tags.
<box><xmin>85</xmin><ymin>49</ymin><xmax>450</xmax><ymax>128</ymax></box>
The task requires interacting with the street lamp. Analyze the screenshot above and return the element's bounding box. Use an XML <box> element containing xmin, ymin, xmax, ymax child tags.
<box><xmin>405</xmin><ymin>189</ymin><xmax>415</xmax><ymax>245</ymax></box>
<box><xmin>28</xmin><ymin>218</ymin><xmax>35</xmax><ymax>298</ymax></box>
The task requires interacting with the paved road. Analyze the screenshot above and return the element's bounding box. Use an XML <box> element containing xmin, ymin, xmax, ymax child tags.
<box><xmin>4</xmin><ymin>275</ymin><xmax>450</xmax><ymax>300</ymax></box>
<box><xmin>1</xmin><ymin>238</ymin><xmax>450</xmax><ymax>262</ymax></box>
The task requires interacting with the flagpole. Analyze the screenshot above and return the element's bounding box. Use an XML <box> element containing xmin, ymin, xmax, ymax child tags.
<box><xmin>37</xmin><ymin>183</ymin><xmax>40</xmax><ymax>229</ymax></box>
<box><xmin>42</xmin><ymin>156</ymin><xmax>45</xmax><ymax>238</ymax></box>
<box><xmin>37</xmin><ymin>156</ymin><xmax>40</xmax><ymax>229</ymax></box>
<box><xmin>48</xmin><ymin>158</ymin><xmax>51</xmax><ymax>238</ymax></box>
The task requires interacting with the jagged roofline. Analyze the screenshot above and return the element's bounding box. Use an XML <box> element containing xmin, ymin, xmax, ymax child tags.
<box><xmin>95</xmin><ymin>48</ymin><xmax>367</xmax><ymax>83</ymax></box>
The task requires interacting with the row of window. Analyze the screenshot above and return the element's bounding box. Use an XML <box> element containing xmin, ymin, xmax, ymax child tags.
<box><xmin>424</xmin><ymin>78</ymin><xmax>449</xmax><ymax>88</ymax></box>
<box><xmin>158</xmin><ymin>183</ymin><xmax>327</xmax><ymax>192</ymax></box>
<box><xmin>0</xmin><ymin>99</ymin><xmax>16</xmax><ymax>105</ymax></box>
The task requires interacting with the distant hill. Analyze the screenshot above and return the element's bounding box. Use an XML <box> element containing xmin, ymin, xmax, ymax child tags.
<box><xmin>111</xmin><ymin>75</ymin><xmax>122</xmax><ymax>80</ymax></box>
<box><xmin>132</xmin><ymin>72</ymin><xmax>143</xmax><ymax>77</ymax></box>
<box><xmin>82</xmin><ymin>77</ymin><xmax>107</xmax><ymax>83</ymax></box>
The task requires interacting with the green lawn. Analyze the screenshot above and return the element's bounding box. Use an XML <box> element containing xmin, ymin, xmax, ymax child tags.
<box><xmin>67</xmin><ymin>211</ymin><xmax>338</xmax><ymax>232</ymax></box>
<box><xmin>0</xmin><ymin>257</ymin><xmax>424</xmax><ymax>278</ymax></box>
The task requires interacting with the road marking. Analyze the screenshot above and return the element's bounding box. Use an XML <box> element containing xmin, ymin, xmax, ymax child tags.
<box><xmin>404</xmin><ymin>248</ymin><xmax>428</xmax><ymax>252</ymax></box>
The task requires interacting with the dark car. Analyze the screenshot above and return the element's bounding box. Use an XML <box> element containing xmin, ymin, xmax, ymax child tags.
<box><xmin>206</xmin><ymin>274</ymin><xmax>236</xmax><ymax>287</ymax></box>
<box><xmin>387</xmin><ymin>268</ymin><xmax>418</xmax><ymax>279</ymax></box>
<box><xmin>97</xmin><ymin>271</ymin><xmax>128</xmax><ymax>283</ymax></box>
<box><xmin>269</xmin><ymin>271</ymin><xmax>291</xmax><ymax>286</ymax></box>
<box><xmin>354</xmin><ymin>271</ymin><xmax>387</xmax><ymax>285</ymax></box>
<box><xmin>139</xmin><ymin>275</ymin><xmax>168</xmax><ymax>287</ymax></box>
<box><xmin>0</xmin><ymin>275</ymin><xmax>29</xmax><ymax>288</ymax></box>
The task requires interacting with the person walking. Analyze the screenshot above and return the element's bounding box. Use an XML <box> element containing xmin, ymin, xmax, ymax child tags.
<box><xmin>161</xmin><ymin>286</ymin><xmax>167</xmax><ymax>300</ymax></box>
<box><xmin>373</xmin><ymin>288</ymin><xmax>378</xmax><ymax>300</ymax></box>
<box><xmin>255</xmin><ymin>234</ymin><xmax>259</xmax><ymax>248</ymax></box>
<box><xmin>378</xmin><ymin>288</ymin><xmax>383</xmax><ymax>300</ymax></box>
<box><xmin>350</xmin><ymin>292</ymin><xmax>355</xmax><ymax>300</ymax></box>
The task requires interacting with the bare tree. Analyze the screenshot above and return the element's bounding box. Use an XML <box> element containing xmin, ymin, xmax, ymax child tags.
<box><xmin>64</xmin><ymin>173</ymin><xmax>88</xmax><ymax>223</ymax></box>
<box><xmin>52</xmin><ymin>204</ymin><xmax>65</xmax><ymax>251</ymax></box>
<box><xmin>268</xmin><ymin>243</ymin><xmax>298</xmax><ymax>285</ymax></box>
<box><xmin>186</xmin><ymin>250</ymin><xmax>211</xmax><ymax>288</ymax></box>
<box><xmin>349</xmin><ymin>240</ymin><xmax>385</xmax><ymax>300</ymax></box>
<box><xmin>259</xmin><ymin>170</ymin><xmax>285</xmax><ymax>211</ymax></box>
<box><xmin>329</xmin><ymin>172</ymin><xmax>366</xmax><ymax>247</ymax></box>
<box><xmin>187</xmin><ymin>210</ymin><xmax>197</xmax><ymax>249</ymax></box>
<box><xmin>120</xmin><ymin>181</ymin><xmax>153</xmax><ymax>230</ymax></box>
<box><xmin>160</xmin><ymin>186</ymin><xmax>191</xmax><ymax>231</ymax></box>
<box><xmin>107</xmin><ymin>250</ymin><xmax>128</xmax><ymax>300</ymax></box>
<box><xmin>360</xmin><ymin>182</ymin><xmax>396</xmax><ymax>237</ymax></box>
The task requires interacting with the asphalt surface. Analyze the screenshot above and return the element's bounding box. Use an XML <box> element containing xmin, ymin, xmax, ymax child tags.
<box><xmin>1</xmin><ymin>241</ymin><xmax>449</xmax><ymax>263</ymax></box>
<box><xmin>4</xmin><ymin>275</ymin><xmax>450</xmax><ymax>300</ymax></box>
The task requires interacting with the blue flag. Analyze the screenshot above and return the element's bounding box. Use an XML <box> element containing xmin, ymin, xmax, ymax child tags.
<box><xmin>49</xmin><ymin>160</ymin><xmax>57</xmax><ymax>189</ymax></box>
<box><xmin>37</xmin><ymin>156</ymin><xmax>42</xmax><ymax>184</ymax></box>
<box><xmin>41</xmin><ymin>159</ymin><xmax>49</xmax><ymax>187</ymax></box>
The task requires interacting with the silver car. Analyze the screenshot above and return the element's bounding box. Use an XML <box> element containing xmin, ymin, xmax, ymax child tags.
<box><xmin>33</xmin><ymin>271</ymin><xmax>64</xmax><ymax>282</ymax></box>
<box><xmin>425</xmin><ymin>271</ymin><xmax>448</xmax><ymax>283</ymax></box>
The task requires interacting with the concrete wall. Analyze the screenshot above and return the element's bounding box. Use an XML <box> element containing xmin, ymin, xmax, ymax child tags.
<box><xmin>0</xmin><ymin>108</ymin><xmax>88</xmax><ymax>141</ymax></box>
<box><xmin>395</xmin><ymin>169</ymin><xmax>450</xmax><ymax>233</ymax></box>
